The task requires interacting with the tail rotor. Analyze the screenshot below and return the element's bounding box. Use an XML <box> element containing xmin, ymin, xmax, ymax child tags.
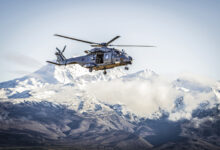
<box><xmin>55</xmin><ymin>45</ymin><xmax>66</xmax><ymax>54</ymax></box>
<box><xmin>47</xmin><ymin>45</ymin><xmax>67</xmax><ymax>65</ymax></box>
<box><xmin>55</xmin><ymin>45</ymin><xmax>67</xmax><ymax>63</ymax></box>
<box><xmin>62</xmin><ymin>45</ymin><xmax>66</xmax><ymax>53</ymax></box>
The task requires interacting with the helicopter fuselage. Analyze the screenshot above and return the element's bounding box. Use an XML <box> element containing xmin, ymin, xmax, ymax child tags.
<box><xmin>61</xmin><ymin>47</ymin><xmax>132</xmax><ymax>71</ymax></box>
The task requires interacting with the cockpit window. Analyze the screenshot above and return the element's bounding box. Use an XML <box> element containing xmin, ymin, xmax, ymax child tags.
<box><xmin>115</xmin><ymin>50</ymin><xmax>121</xmax><ymax>55</ymax></box>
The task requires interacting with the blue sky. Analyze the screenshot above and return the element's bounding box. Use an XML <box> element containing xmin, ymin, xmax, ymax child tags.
<box><xmin>0</xmin><ymin>0</ymin><xmax>219</xmax><ymax>82</ymax></box>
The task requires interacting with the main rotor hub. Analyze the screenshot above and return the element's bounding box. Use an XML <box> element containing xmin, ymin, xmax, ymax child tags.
<box><xmin>100</xmin><ymin>43</ymin><xmax>107</xmax><ymax>46</ymax></box>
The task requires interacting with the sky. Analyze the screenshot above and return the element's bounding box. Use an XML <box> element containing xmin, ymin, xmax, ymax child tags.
<box><xmin>0</xmin><ymin>0</ymin><xmax>220</xmax><ymax>82</ymax></box>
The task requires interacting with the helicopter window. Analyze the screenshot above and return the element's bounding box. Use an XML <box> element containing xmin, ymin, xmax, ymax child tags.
<box><xmin>105</xmin><ymin>54</ymin><xmax>109</xmax><ymax>59</ymax></box>
<box><xmin>115</xmin><ymin>51</ymin><xmax>121</xmax><ymax>56</ymax></box>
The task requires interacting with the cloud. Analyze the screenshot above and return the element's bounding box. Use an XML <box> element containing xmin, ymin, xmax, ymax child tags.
<box><xmin>86</xmin><ymin>76</ymin><xmax>179</xmax><ymax>117</ymax></box>
<box><xmin>86</xmin><ymin>73</ymin><xmax>219</xmax><ymax>120</ymax></box>
<box><xmin>178</xmin><ymin>72</ymin><xmax>216</xmax><ymax>88</ymax></box>
<box><xmin>3</xmin><ymin>53</ymin><xmax>42</xmax><ymax>68</ymax></box>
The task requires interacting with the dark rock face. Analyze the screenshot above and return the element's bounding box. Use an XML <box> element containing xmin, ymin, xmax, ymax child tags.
<box><xmin>149</xmin><ymin>106</ymin><xmax>220</xmax><ymax>150</ymax></box>
<box><xmin>0</xmin><ymin>101</ymin><xmax>220</xmax><ymax>150</ymax></box>
<box><xmin>143</xmin><ymin>117</ymin><xmax>185</xmax><ymax>146</ymax></box>
<box><xmin>0</xmin><ymin>101</ymin><xmax>152</xmax><ymax>150</ymax></box>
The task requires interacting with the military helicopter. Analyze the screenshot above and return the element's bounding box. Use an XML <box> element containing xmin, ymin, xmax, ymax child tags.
<box><xmin>47</xmin><ymin>34</ymin><xmax>154</xmax><ymax>74</ymax></box>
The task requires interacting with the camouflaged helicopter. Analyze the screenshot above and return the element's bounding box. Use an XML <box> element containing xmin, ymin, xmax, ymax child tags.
<box><xmin>47</xmin><ymin>34</ymin><xmax>154</xmax><ymax>75</ymax></box>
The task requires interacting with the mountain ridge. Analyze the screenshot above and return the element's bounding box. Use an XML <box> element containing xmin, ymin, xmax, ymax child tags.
<box><xmin>0</xmin><ymin>64</ymin><xmax>220</xmax><ymax>149</ymax></box>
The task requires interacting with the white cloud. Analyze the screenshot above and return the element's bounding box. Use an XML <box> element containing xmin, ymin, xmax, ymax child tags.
<box><xmin>86</xmin><ymin>76</ymin><xmax>179</xmax><ymax>117</ymax></box>
<box><xmin>4</xmin><ymin>53</ymin><xmax>42</xmax><ymax>68</ymax></box>
<box><xmin>86</xmin><ymin>73</ymin><xmax>219</xmax><ymax>120</ymax></box>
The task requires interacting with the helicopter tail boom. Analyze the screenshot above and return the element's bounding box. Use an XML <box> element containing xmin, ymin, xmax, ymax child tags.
<box><xmin>46</xmin><ymin>61</ymin><xmax>65</xmax><ymax>65</ymax></box>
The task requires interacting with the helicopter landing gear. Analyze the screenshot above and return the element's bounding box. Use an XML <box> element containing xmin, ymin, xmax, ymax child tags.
<box><xmin>89</xmin><ymin>68</ymin><xmax>93</xmax><ymax>72</ymax></box>
<box><xmin>125</xmin><ymin>66</ymin><xmax>129</xmax><ymax>70</ymax></box>
<box><xmin>103</xmin><ymin>70</ymin><xmax>107</xmax><ymax>75</ymax></box>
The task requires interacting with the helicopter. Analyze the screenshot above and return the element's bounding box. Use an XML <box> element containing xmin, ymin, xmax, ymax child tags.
<box><xmin>47</xmin><ymin>34</ymin><xmax>154</xmax><ymax>75</ymax></box>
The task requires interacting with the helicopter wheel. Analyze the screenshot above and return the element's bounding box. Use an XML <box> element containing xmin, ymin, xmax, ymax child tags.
<box><xmin>125</xmin><ymin>66</ymin><xmax>129</xmax><ymax>70</ymax></box>
<box><xmin>103</xmin><ymin>70</ymin><xmax>107</xmax><ymax>75</ymax></box>
<box><xmin>89</xmin><ymin>68</ymin><xmax>93</xmax><ymax>72</ymax></box>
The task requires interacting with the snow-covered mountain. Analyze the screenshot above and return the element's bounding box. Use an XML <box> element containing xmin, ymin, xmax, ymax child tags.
<box><xmin>0</xmin><ymin>64</ymin><xmax>220</xmax><ymax>149</ymax></box>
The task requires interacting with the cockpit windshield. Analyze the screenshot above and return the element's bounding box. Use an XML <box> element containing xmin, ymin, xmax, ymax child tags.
<box><xmin>115</xmin><ymin>50</ymin><xmax>122</xmax><ymax>55</ymax></box>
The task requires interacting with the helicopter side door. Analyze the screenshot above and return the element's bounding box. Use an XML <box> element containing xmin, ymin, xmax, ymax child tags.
<box><xmin>96</xmin><ymin>53</ymin><xmax>104</xmax><ymax>64</ymax></box>
<box><xmin>103</xmin><ymin>52</ymin><xmax>112</xmax><ymax>64</ymax></box>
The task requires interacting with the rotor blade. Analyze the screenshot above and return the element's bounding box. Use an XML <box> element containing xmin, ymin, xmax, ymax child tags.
<box><xmin>108</xmin><ymin>45</ymin><xmax>155</xmax><ymax>47</ymax></box>
<box><xmin>106</xmin><ymin>36</ymin><xmax>120</xmax><ymax>45</ymax></box>
<box><xmin>56</xmin><ymin>47</ymin><xmax>61</xmax><ymax>52</ymax></box>
<box><xmin>54</xmin><ymin>34</ymin><xmax>99</xmax><ymax>45</ymax></box>
<box><xmin>62</xmin><ymin>45</ymin><xmax>66</xmax><ymax>52</ymax></box>
<box><xmin>91</xmin><ymin>44</ymin><xmax>102</xmax><ymax>47</ymax></box>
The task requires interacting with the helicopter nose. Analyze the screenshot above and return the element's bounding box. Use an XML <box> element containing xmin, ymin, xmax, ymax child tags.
<box><xmin>128</xmin><ymin>56</ymin><xmax>132</xmax><ymax>64</ymax></box>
